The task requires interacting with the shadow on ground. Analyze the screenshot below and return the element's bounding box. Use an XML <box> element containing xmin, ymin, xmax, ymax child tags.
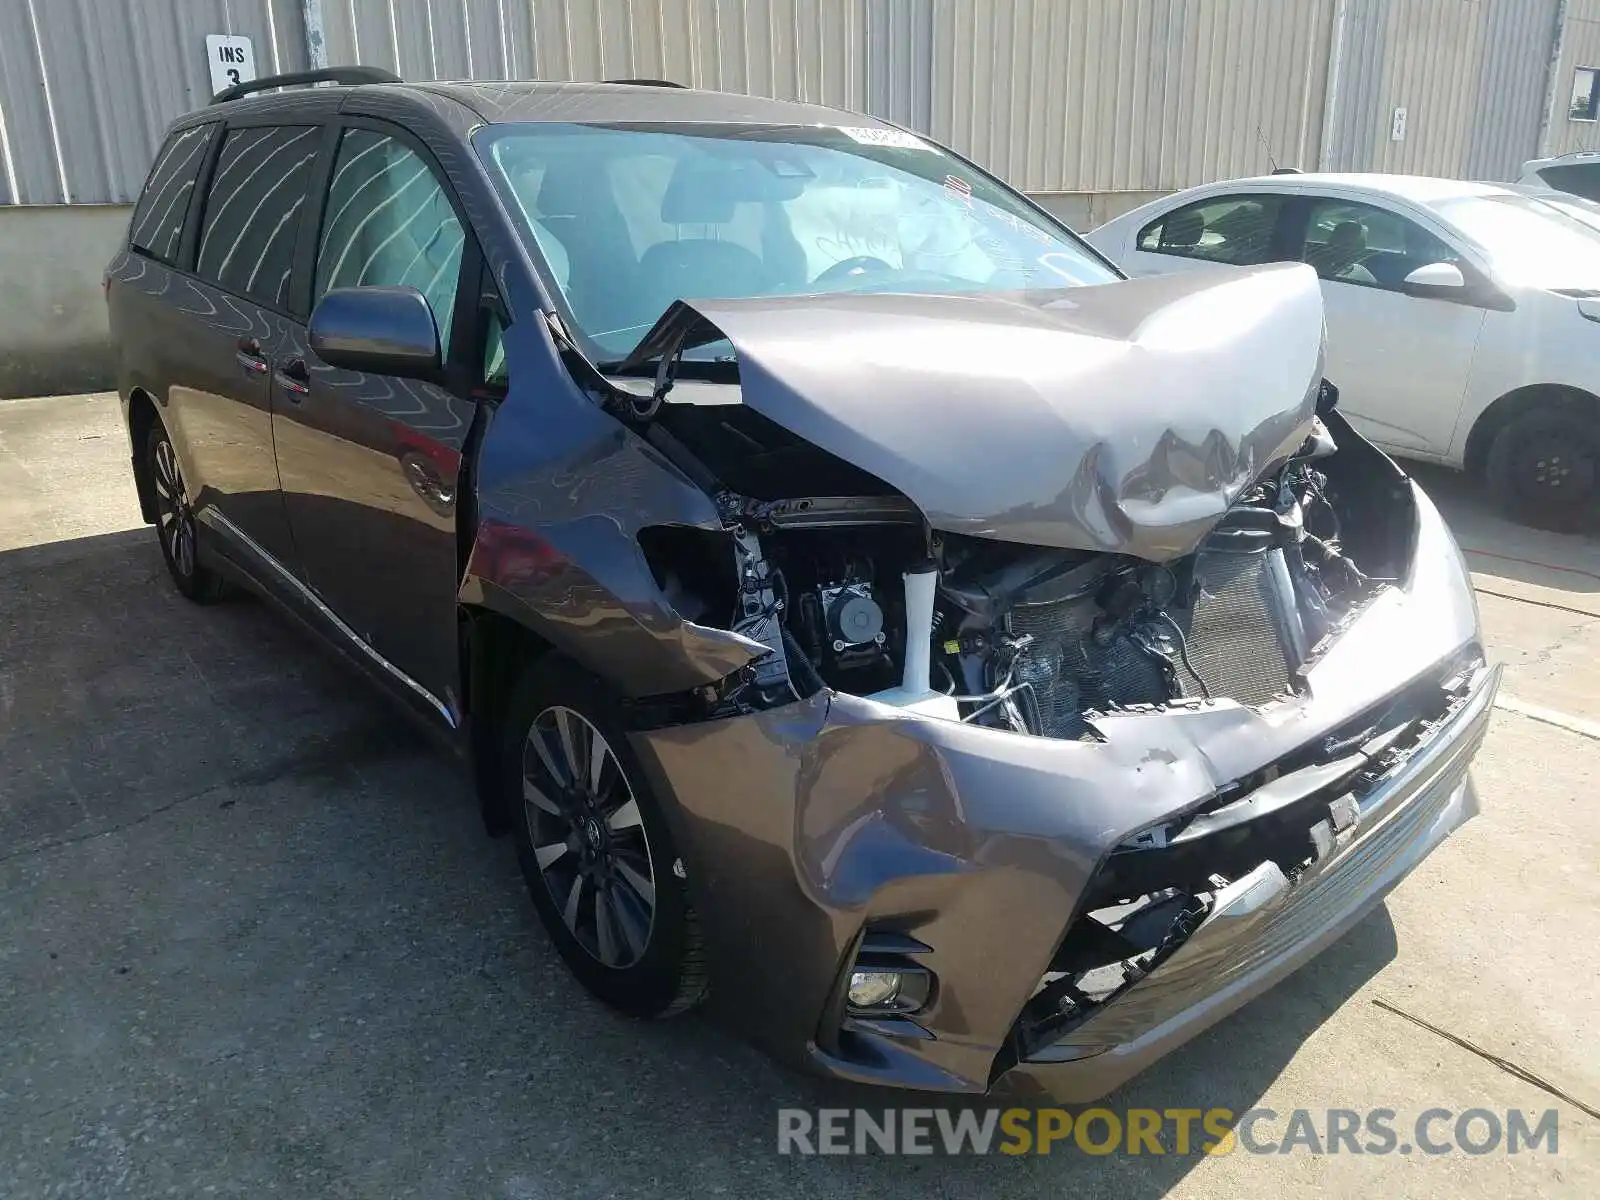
<box><xmin>1</xmin><ymin>529</ymin><xmax>1400</xmax><ymax>1198</ymax></box>
<box><xmin>1406</xmin><ymin>461</ymin><xmax>1600</xmax><ymax>595</ymax></box>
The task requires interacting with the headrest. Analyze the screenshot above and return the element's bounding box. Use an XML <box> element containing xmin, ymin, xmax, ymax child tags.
<box><xmin>1164</xmin><ymin>209</ymin><xmax>1205</xmax><ymax>248</ymax></box>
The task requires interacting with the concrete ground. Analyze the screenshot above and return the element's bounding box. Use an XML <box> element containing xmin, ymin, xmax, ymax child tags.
<box><xmin>2</xmin><ymin>393</ymin><xmax>1597</xmax><ymax>1198</ymax></box>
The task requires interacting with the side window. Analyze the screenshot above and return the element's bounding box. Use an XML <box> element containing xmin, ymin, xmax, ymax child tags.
<box><xmin>195</xmin><ymin>126</ymin><xmax>319</xmax><ymax>308</ymax></box>
<box><xmin>129</xmin><ymin>124</ymin><xmax>213</xmax><ymax>263</ymax></box>
<box><xmin>1300</xmin><ymin>198</ymin><xmax>1457</xmax><ymax>290</ymax></box>
<box><xmin>1136</xmin><ymin>195</ymin><xmax>1283</xmax><ymax>265</ymax></box>
<box><xmin>315</xmin><ymin>128</ymin><xmax>466</xmax><ymax>349</ymax></box>
<box><xmin>482</xmin><ymin>313</ymin><xmax>509</xmax><ymax>389</ymax></box>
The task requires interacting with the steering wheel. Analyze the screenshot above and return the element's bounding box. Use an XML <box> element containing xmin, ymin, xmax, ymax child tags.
<box><xmin>813</xmin><ymin>256</ymin><xmax>895</xmax><ymax>286</ymax></box>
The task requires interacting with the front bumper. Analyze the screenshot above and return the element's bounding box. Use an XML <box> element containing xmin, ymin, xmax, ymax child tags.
<box><xmin>1004</xmin><ymin>660</ymin><xmax>1496</xmax><ymax>1101</ymax></box>
<box><xmin>628</xmin><ymin>484</ymin><xmax>1494</xmax><ymax>1098</ymax></box>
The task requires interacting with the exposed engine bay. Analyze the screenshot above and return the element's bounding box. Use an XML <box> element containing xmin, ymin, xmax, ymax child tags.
<box><xmin>638</xmin><ymin>390</ymin><xmax>1411</xmax><ymax>737</ymax></box>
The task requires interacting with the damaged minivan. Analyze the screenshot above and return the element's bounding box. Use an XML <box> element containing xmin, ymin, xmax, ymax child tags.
<box><xmin>108</xmin><ymin>70</ymin><xmax>1498</xmax><ymax>1100</ymax></box>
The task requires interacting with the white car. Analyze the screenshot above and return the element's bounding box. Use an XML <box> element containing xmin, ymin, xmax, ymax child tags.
<box><xmin>1518</xmin><ymin>152</ymin><xmax>1600</xmax><ymax>202</ymax></box>
<box><xmin>1086</xmin><ymin>173</ymin><xmax>1600</xmax><ymax>530</ymax></box>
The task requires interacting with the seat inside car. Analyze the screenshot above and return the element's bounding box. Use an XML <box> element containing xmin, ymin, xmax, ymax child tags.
<box><xmin>634</xmin><ymin>159</ymin><xmax>775</xmax><ymax>317</ymax></box>
<box><xmin>1160</xmin><ymin>207</ymin><xmax>1205</xmax><ymax>253</ymax></box>
<box><xmin>532</xmin><ymin>163</ymin><xmax>642</xmax><ymax>335</ymax></box>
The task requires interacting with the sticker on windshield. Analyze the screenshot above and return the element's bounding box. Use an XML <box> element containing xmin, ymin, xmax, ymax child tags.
<box><xmin>837</xmin><ymin>126</ymin><xmax>933</xmax><ymax>151</ymax></box>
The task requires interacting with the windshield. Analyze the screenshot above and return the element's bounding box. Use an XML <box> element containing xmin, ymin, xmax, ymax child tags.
<box><xmin>474</xmin><ymin>122</ymin><xmax>1118</xmax><ymax>364</ymax></box>
<box><xmin>1432</xmin><ymin>193</ymin><xmax>1600</xmax><ymax>289</ymax></box>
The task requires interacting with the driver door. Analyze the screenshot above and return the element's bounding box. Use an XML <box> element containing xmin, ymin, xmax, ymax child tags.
<box><xmin>1289</xmin><ymin>196</ymin><xmax>1487</xmax><ymax>458</ymax></box>
<box><xmin>270</xmin><ymin>122</ymin><xmax>481</xmax><ymax>723</ymax></box>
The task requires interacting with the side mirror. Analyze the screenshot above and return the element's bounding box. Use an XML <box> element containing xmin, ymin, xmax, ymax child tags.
<box><xmin>1401</xmin><ymin>261</ymin><xmax>1467</xmax><ymax>297</ymax></box>
<box><xmin>309</xmin><ymin>285</ymin><xmax>441</xmax><ymax>378</ymax></box>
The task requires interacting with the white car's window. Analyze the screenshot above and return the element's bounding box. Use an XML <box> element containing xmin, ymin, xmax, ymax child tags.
<box><xmin>1135</xmin><ymin>194</ymin><xmax>1283</xmax><ymax>266</ymax></box>
<box><xmin>1300</xmin><ymin>198</ymin><xmax>1457</xmax><ymax>291</ymax></box>
<box><xmin>1433</xmin><ymin>193</ymin><xmax>1600</xmax><ymax>290</ymax></box>
<box><xmin>475</xmin><ymin>122</ymin><xmax>1116</xmax><ymax>361</ymax></box>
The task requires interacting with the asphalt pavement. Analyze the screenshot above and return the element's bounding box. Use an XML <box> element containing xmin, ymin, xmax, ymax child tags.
<box><xmin>1</xmin><ymin>393</ymin><xmax>1596</xmax><ymax>1198</ymax></box>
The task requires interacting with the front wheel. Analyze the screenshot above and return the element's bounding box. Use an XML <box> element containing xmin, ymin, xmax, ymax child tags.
<box><xmin>146</xmin><ymin>421</ymin><xmax>225</xmax><ymax>603</ymax></box>
<box><xmin>1485</xmin><ymin>406</ymin><xmax>1599</xmax><ymax>533</ymax></box>
<box><xmin>504</xmin><ymin>657</ymin><xmax>707</xmax><ymax>1017</ymax></box>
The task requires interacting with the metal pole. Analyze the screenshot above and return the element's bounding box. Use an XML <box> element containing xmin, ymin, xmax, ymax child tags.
<box><xmin>301</xmin><ymin>0</ymin><xmax>329</xmax><ymax>71</ymax></box>
<box><xmin>1536</xmin><ymin>0</ymin><xmax>1571</xmax><ymax>160</ymax></box>
<box><xmin>1318</xmin><ymin>0</ymin><xmax>1350</xmax><ymax>171</ymax></box>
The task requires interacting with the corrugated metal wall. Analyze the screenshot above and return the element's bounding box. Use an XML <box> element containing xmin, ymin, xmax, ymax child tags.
<box><xmin>0</xmin><ymin>0</ymin><xmax>1575</xmax><ymax>207</ymax></box>
<box><xmin>1324</xmin><ymin>0</ymin><xmax>1556</xmax><ymax>179</ymax></box>
<box><xmin>314</xmin><ymin>0</ymin><xmax>867</xmax><ymax>110</ymax></box>
<box><xmin>1543</xmin><ymin>0</ymin><xmax>1600</xmax><ymax>154</ymax></box>
<box><xmin>926</xmin><ymin>0</ymin><xmax>1335</xmax><ymax>194</ymax></box>
<box><xmin>0</xmin><ymin>0</ymin><xmax>308</xmax><ymax>205</ymax></box>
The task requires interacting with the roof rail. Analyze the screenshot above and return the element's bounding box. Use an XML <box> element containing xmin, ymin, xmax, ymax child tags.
<box><xmin>603</xmin><ymin>78</ymin><xmax>685</xmax><ymax>88</ymax></box>
<box><xmin>211</xmin><ymin>65</ymin><xmax>401</xmax><ymax>105</ymax></box>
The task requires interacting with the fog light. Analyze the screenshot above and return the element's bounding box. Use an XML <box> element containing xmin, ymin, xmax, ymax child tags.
<box><xmin>845</xmin><ymin>965</ymin><xmax>930</xmax><ymax>1014</ymax></box>
<box><xmin>848</xmin><ymin>970</ymin><xmax>904</xmax><ymax>1010</ymax></box>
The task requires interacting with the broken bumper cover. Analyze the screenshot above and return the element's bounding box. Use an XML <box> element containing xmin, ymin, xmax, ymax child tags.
<box><xmin>627</xmin><ymin>484</ymin><xmax>1494</xmax><ymax>1099</ymax></box>
<box><xmin>1004</xmin><ymin>659</ymin><xmax>1496</xmax><ymax>1101</ymax></box>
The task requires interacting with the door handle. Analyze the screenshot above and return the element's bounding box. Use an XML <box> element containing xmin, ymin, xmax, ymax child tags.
<box><xmin>235</xmin><ymin>337</ymin><xmax>269</xmax><ymax>376</ymax></box>
<box><xmin>275</xmin><ymin>358</ymin><xmax>311</xmax><ymax>399</ymax></box>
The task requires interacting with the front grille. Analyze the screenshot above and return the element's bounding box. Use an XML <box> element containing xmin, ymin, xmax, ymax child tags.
<box><xmin>1173</xmin><ymin>547</ymin><xmax>1294</xmax><ymax>706</ymax></box>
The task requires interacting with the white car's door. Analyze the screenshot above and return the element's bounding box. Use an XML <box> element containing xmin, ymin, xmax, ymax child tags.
<box><xmin>1295</xmin><ymin>197</ymin><xmax>1487</xmax><ymax>458</ymax></box>
<box><xmin>1117</xmin><ymin>192</ymin><xmax>1291</xmax><ymax>278</ymax></box>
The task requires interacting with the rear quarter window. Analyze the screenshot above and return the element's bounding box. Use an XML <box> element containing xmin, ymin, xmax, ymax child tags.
<box><xmin>128</xmin><ymin>124</ymin><xmax>214</xmax><ymax>264</ymax></box>
<box><xmin>1537</xmin><ymin>162</ymin><xmax>1600</xmax><ymax>203</ymax></box>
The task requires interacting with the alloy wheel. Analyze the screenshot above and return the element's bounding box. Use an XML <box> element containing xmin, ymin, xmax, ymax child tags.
<box><xmin>152</xmin><ymin>437</ymin><xmax>196</xmax><ymax>578</ymax></box>
<box><xmin>521</xmin><ymin>706</ymin><xmax>657</xmax><ymax>969</ymax></box>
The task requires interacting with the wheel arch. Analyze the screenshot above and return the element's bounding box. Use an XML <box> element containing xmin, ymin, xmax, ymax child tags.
<box><xmin>461</xmin><ymin>603</ymin><xmax>556</xmax><ymax>835</ymax></box>
<box><xmin>1463</xmin><ymin>383</ymin><xmax>1600</xmax><ymax>478</ymax></box>
<box><xmin>127</xmin><ymin>387</ymin><xmax>160</xmax><ymax>524</ymax></box>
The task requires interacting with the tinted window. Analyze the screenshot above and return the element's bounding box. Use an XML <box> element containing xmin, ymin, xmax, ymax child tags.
<box><xmin>483</xmin><ymin>312</ymin><xmax>509</xmax><ymax>388</ymax></box>
<box><xmin>1537</xmin><ymin>162</ymin><xmax>1600</xmax><ymax>203</ymax></box>
<box><xmin>1301</xmin><ymin>198</ymin><xmax>1457</xmax><ymax>290</ymax></box>
<box><xmin>315</xmin><ymin>129</ymin><xmax>465</xmax><ymax>348</ymax></box>
<box><xmin>1136</xmin><ymin>194</ymin><xmax>1283</xmax><ymax>265</ymax></box>
<box><xmin>129</xmin><ymin>124</ymin><xmax>213</xmax><ymax>263</ymax></box>
<box><xmin>196</xmin><ymin>126</ymin><xmax>319</xmax><ymax>308</ymax></box>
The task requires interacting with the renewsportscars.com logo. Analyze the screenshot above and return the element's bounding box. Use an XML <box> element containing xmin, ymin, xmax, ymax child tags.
<box><xmin>777</xmin><ymin>1107</ymin><xmax>1562</xmax><ymax>1157</ymax></box>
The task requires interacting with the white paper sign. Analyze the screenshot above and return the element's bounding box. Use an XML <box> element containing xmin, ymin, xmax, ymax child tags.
<box><xmin>1391</xmin><ymin>106</ymin><xmax>1408</xmax><ymax>142</ymax></box>
<box><xmin>837</xmin><ymin>126</ymin><xmax>932</xmax><ymax>151</ymax></box>
<box><xmin>206</xmin><ymin>34</ymin><xmax>257</xmax><ymax>97</ymax></box>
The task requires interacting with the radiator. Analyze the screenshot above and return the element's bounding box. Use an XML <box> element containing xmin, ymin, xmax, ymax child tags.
<box><xmin>1004</xmin><ymin>545</ymin><xmax>1297</xmax><ymax>738</ymax></box>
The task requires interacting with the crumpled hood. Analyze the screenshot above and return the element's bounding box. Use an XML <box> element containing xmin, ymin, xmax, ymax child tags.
<box><xmin>627</xmin><ymin>263</ymin><xmax>1327</xmax><ymax>561</ymax></box>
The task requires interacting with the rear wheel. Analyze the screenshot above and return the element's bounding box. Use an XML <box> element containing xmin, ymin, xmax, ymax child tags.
<box><xmin>504</xmin><ymin>656</ymin><xmax>707</xmax><ymax>1017</ymax></box>
<box><xmin>1485</xmin><ymin>405</ymin><xmax>1599</xmax><ymax>532</ymax></box>
<box><xmin>146</xmin><ymin>421</ymin><xmax>225</xmax><ymax>603</ymax></box>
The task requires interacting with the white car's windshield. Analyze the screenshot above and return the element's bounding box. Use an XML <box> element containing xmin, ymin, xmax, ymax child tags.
<box><xmin>474</xmin><ymin>121</ymin><xmax>1118</xmax><ymax>363</ymax></box>
<box><xmin>1433</xmin><ymin>193</ymin><xmax>1600</xmax><ymax>289</ymax></box>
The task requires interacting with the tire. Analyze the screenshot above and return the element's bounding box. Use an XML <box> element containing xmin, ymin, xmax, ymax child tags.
<box><xmin>145</xmin><ymin>420</ymin><xmax>226</xmax><ymax>603</ymax></box>
<box><xmin>1485</xmin><ymin>404</ymin><xmax>1599</xmax><ymax>533</ymax></box>
<box><xmin>504</xmin><ymin>656</ymin><xmax>708</xmax><ymax>1017</ymax></box>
